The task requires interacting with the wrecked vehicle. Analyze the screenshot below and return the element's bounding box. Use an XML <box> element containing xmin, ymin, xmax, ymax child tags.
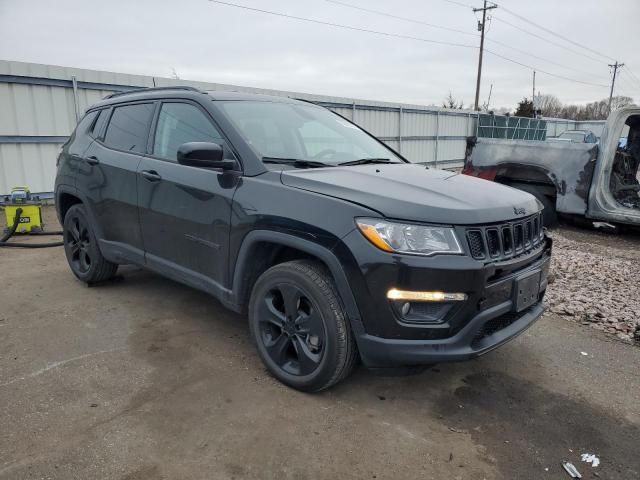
<box><xmin>463</xmin><ymin>107</ymin><xmax>640</xmax><ymax>227</ymax></box>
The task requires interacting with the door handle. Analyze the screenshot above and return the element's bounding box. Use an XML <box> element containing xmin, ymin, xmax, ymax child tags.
<box><xmin>141</xmin><ymin>170</ymin><xmax>162</xmax><ymax>182</ymax></box>
<box><xmin>85</xmin><ymin>155</ymin><xmax>100</xmax><ymax>165</ymax></box>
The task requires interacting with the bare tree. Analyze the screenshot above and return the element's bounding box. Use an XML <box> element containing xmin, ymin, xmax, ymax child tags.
<box><xmin>442</xmin><ymin>92</ymin><xmax>464</xmax><ymax>109</ymax></box>
<box><xmin>610</xmin><ymin>95</ymin><xmax>634</xmax><ymax>111</ymax></box>
<box><xmin>535</xmin><ymin>94</ymin><xmax>562</xmax><ymax>117</ymax></box>
<box><xmin>533</xmin><ymin>95</ymin><xmax>636</xmax><ymax>120</ymax></box>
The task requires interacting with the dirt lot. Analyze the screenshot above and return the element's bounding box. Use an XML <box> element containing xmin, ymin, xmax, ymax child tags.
<box><xmin>1</xmin><ymin>208</ymin><xmax>639</xmax><ymax>479</ymax></box>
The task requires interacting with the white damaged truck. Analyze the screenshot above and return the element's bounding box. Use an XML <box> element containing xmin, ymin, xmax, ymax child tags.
<box><xmin>463</xmin><ymin>107</ymin><xmax>640</xmax><ymax>228</ymax></box>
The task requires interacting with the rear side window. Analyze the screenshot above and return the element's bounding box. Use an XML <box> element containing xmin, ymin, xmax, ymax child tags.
<box><xmin>103</xmin><ymin>103</ymin><xmax>154</xmax><ymax>153</ymax></box>
<box><xmin>153</xmin><ymin>102</ymin><xmax>230</xmax><ymax>161</ymax></box>
<box><xmin>90</xmin><ymin>109</ymin><xmax>110</xmax><ymax>139</ymax></box>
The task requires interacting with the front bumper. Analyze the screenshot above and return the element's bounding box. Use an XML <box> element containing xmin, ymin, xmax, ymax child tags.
<box><xmin>336</xmin><ymin>229</ymin><xmax>551</xmax><ymax>368</ymax></box>
<box><xmin>357</xmin><ymin>300</ymin><xmax>544</xmax><ymax>367</ymax></box>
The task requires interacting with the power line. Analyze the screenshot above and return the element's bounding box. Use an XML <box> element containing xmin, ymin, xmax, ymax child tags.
<box><xmin>623</xmin><ymin>67</ymin><xmax>640</xmax><ymax>89</ymax></box>
<box><xmin>616</xmin><ymin>71</ymin><xmax>638</xmax><ymax>97</ymax></box>
<box><xmin>440</xmin><ymin>0</ymin><xmax>477</xmax><ymax>9</ymax></box>
<box><xmin>325</xmin><ymin>0</ymin><xmax>477</xmax><ymax>38</ymax></box>
<box><xmin>620</xmin><ymin>69</ymin><xmax>640</xmax><ymax>94</ymax></box>
<box><xmin>485</xmin><ymin>49</ymin><xmax>608</xmax><ymax>88</ymax></box>
<box><xmin>326</xmin><ymin>0</ymin><xmax>608</xmax><ymax>83</ymax></box>
<box><xmin>207</xmin><ymin>0</ymin><xmax>477</xmax><ymax>48</ymax></box>
<box><xmin>496</xmin><ymin>4</ymin><xmax>616</xmax><ymax>62</ymax></box>
<box><xmin>437</xmin><ymin>0</ymin><xmax>612</xmax><ymax>66</ymax></box>
<box><xmin>208</xmin><ymin>0</ymin><xmax>610</xmax><ymax>89</ymax></box>
<box><xmin>490</xmin><ymin>16</ymin><xmax>604</xmax><ymax>65</ymax></box>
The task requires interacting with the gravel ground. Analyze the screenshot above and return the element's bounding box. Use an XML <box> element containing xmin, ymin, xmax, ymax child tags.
<box><xmin>545</xmin><ymin>225</ymin><xmax>640</xmax><ymax>344</ymax></box>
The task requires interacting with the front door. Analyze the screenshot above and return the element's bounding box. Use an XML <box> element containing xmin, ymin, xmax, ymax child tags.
<box><xmin>137</xmin><ymin>101</ymin><xmax>240</xmax><ymax>294</ymax></box>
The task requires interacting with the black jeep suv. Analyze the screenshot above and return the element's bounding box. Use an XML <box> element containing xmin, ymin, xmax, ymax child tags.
<box><xmin>55</xmin><ymin>86</ymin><xmax>551</xmax><ymax>391</ymax></box>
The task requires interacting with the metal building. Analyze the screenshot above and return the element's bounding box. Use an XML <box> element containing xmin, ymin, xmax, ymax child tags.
<box><xmin>0</xmin><ymin>60</ymin><xmax>605</xmax><ymax>196</ymax></box>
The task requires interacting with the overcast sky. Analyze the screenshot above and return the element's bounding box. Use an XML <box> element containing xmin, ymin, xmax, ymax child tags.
<box><xmin>1</xmin><ymin>0</ymin><xmax>639</xmax><ymax>110</ymax></box>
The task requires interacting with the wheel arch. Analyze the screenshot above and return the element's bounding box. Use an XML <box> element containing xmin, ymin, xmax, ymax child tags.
<box><xmin>230</xmin><ymin>230</ymin><xmax>364</xmax><ymax>335</ymax></box>
<box><xmin>495</xmin><ymin>165</ymin><xmax>559</xmax><ymax>199</ymax></box>
<box><xmin>55</xmin><ymin>186</ymin><xmax>105</xmax><ymax>240</ymax></box>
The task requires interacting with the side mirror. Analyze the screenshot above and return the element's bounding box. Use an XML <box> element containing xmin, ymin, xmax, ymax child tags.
<box><xmin>177</xmin><ymin>142</ymin><xmax>235</xmax><ymax>170</ymax></box>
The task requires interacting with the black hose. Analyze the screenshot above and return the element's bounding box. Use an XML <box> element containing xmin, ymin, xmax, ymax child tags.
<box><xmin>27</xmin><ymin>230</ymin><xmax>64</xmax><ymax>236</ymax></box>
<box><xmin>0</xmin><ymin>207</ymin><xmax>20</xmax><ymax>242</ymax></box>
<box><xmin>0</xmin><ymin>206</ymin><xmax>64</xmax><ymax>248</ymax></box>
<box><xmin>0</xmin><ymin>241</ymin><xmax>64</xmax><ymax>248</ymax></box>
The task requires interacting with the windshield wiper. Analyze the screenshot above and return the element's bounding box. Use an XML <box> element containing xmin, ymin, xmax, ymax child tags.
<box><xmin>262</xmin><ymin>157</ymin><xmax>332</xmax><ymax>168</ymax></box>
<box><xmin>337</xmin><ymin>158</ymin><xmax>397</xmax><ymax>166</ymax></box>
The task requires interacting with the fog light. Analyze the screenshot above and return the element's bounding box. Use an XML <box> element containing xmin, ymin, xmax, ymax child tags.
<box><xmin>387</xmin><ymin>289</ymin><xmax>467</xmax><ymax>302</ymax></box>
<box><xmin>401</xmin><ymin>302</ymin><xmax>411</xmax><ymax>316</ymax></box>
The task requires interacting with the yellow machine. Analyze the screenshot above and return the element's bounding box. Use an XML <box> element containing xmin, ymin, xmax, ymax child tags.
<box><xmin>2</xmin><ymin>186</ymin><xmax>44</xmax><ymax>234</ymax></box>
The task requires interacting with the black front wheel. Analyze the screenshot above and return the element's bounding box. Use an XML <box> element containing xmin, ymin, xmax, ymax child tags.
<box><xmin>63</xmin><ymin>204</ymin><xmax>118</xmax><ymax>283</ymax></box>
<box><xmin>249</xmin><ymin>260</ymin><xmax>358</xmax><ymax>392</ymax></box>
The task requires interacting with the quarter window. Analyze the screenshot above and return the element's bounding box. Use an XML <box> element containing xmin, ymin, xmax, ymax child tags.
<box><xmin>74</xmin><ymin>111</ymin><xmax>98</xmax><ymax>136</ymax></box>
<box><xmin>153</xmin><ymin>102</ymin><xmax>229</xmax><ymax>161</ymax></box>
<box><xmin>91</xmin><ymin>109</ymin><xmax>110</xmax><ymax>139</ymax></box>
<box><xmin>103</xmin><ymin>103</ymin><xmax>154</xmax><ymax>154</ymax></box>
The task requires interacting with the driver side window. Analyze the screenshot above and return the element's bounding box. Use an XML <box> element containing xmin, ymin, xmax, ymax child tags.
<box><xmin>153</xmin><ymin>102</ymin><xmax>232</xmax><ymax>161</ymax></box>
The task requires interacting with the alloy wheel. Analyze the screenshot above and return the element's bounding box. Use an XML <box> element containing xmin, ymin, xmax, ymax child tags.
<box><xmin>65</xmin><ymin>215</ymin><xmax>92</xmax><ymax>274</ymax></box>
<box><xmin>257</xmin><ymin>283</ymin><xmax>326</xmax><ymax>376</ymax></box>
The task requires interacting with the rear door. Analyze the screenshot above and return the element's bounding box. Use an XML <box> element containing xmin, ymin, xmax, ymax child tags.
<box><xmin>137</xmin><ymin>100</ymin><xmax>240</xmax><ymax>293</ymax></box>
<box><xmin>79</xmin><ymin>102</ymin><xmax>155</xmax><ymax>263</ymax></box>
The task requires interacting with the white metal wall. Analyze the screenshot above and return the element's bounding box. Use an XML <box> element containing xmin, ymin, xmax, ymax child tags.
<box><xmin>0</xmin><ymin>59</ymin><xmax>607</xmax><ymax>196</ymax></box>
<box><xmin>545</xmin><ymin>118</ymin><xmax>606</xmax><ymax>137</ymax></box>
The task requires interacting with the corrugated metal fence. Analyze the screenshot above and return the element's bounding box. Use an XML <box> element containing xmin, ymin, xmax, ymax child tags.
<box><xmin>0</xmin><ymin>60</ymin><xmax>605</xmax><ymax>196</ymax></box>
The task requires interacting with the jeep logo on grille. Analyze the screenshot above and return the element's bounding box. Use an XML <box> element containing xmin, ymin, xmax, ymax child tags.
<box><xmin>513</xmin><ymin>207</ymin><xmax>526</xmax><ymax>216</ymax></box>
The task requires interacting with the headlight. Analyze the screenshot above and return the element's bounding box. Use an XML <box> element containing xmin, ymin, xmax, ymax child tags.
<box><xmin>356</xmin><ymin>218</ymin><xmax>462</xmax><ymax>256</ymax></box>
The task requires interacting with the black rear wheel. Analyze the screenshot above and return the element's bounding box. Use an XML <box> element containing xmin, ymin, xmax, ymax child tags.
<box><xmin>249</xmin><ymin>260</ymin><xmax>358</xmax><ymax>392</ymax></box>
<box><xmin>63</xmin><ymin>204</ymin><xmax>117</xmax><ymax>283</ymax></box>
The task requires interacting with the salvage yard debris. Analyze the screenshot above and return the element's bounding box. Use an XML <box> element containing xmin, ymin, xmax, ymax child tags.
<box><xmin>562</xmin><ymin>461</ymin><xmax>582</xmax><ymax>478</ymax></box>
<box><xmin>545</xmin><ymin>230</ymin><xmax>640</xmax><ymax>344</ymax></box>
<box><xmin>581</xmin><ymin>453</ymin><xmax>600</xmax><ymax>467</ymax></box>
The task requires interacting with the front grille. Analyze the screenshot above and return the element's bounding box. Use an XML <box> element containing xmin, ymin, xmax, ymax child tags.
<box><xmin>465</xmin><ymin>213</ymin><xmax>544</xmax><ymax>262</ymax></box>
<box><xmin>467</xmin><ymin>230</ymin><xmax>485</xmax><ymax>259</ymax></box>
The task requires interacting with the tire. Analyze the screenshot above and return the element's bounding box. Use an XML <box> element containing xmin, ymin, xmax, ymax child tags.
<box><xmin>511</xmin><ymin>183</ymin><xmax>558</xmax><ymax>228</ymax></box>
<box><xmin>63</xmin><ymin>204</ymin><xmax>118</xmax><ymax>283</ymax></box>
<box><xmin>248</xmin><ymin>260</ymin><xmax>358</xmax><ymax>392</ymax></box>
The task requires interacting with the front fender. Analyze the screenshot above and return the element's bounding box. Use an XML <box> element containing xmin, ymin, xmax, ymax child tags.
<box><xmin>228</xmin><ymin>229</ymin><xmax>364</xmax><ymax>335</ymax></box>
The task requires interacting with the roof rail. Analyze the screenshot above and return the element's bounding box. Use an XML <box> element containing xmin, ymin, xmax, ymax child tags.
<box><xmin>104</xmin><ymin>86</ymin><xmax>203</xmax><ymax>99</ymax></box>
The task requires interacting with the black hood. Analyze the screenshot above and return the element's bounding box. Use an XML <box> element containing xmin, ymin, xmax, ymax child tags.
<box><xmin>281</xmin><ymin>164</ymin><xmax>541</xmax><ymax>225</ymax></box>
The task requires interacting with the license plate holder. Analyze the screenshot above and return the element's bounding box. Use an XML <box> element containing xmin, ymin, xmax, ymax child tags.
<box><xmin>514</xmin><ymin>271</ymin><xmax>541</xmax><ymax>312</ymax></box>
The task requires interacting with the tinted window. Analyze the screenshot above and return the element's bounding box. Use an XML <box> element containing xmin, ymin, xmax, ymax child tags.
<box><xmin>75</xmin><ymin>111</ymin><xmax>98</xmax><ymax>136</ymax></box>
<box><xmin>153</xmin><ymin>102</ymin><xmax>229</xmax><ymax>161</ymax></box>
<box><xmin>103</xmin><ymin>103</ymin><xmax>154</xmax><ymax>153</ymax></box>
<box><xmin>91</xmin><ymin>109</ymin><xmax>110</xmax><ymax>139</ymax></box>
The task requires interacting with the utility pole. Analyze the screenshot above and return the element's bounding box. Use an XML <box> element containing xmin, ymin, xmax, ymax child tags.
<box><xmin>608</xmin><ymin>61</ymin><xmax>624</xmax><ymax>114</ymax></box>
<box><xmin>473</xmin><ymin>0</ymin><xmax>497</xmax><ymax>111</ymax></box>
<box><xmin>532</xmin><ymin>70</ymin><xmax>536</xmax><ymax>118</ymax></box>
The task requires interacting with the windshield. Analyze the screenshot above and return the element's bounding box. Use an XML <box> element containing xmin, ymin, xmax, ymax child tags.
<box><xmin>218</xmin><ymin>101</ymin><xmax>403</xmax><ymax>165</ymax></box>
<box><xmin>558</xmin><ymin>131</ymin><xmax>586</xmax><ymax>142</ymax></box>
